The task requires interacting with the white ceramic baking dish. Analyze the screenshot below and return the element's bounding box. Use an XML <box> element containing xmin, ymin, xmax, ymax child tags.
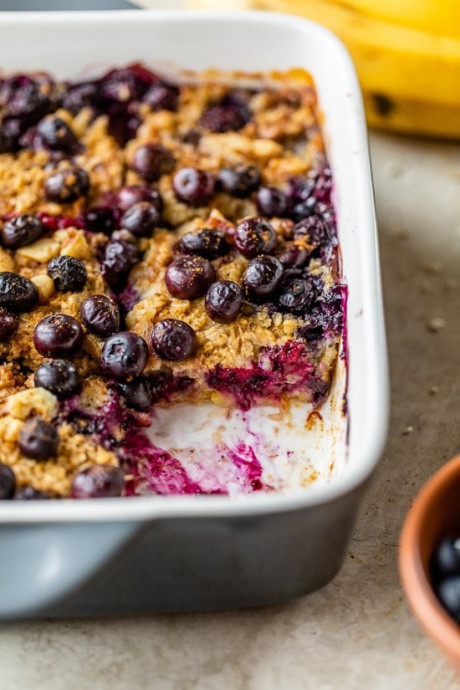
<box><xmin>0</xmin><ymin>9</ymin><xmax>388</xmax><ymax>618</ymax></box>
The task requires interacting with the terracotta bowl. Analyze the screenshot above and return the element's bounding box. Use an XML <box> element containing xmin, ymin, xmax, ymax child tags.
<box><xmin>399</xmin><ymin>455</ymin><xmax>460</xmax><ymax>669</ymax></box>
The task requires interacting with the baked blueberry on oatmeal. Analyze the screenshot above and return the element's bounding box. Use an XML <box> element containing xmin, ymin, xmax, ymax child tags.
<box><xmin>0</xmin><ymin>64</ymin><xmax>345</xmax><ymax>499</ymax></box>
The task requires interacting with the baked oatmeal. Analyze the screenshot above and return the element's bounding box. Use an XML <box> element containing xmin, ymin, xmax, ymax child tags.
<box><xmin>0</xmin><ymin>64</ymin><xmax>345</xmax><ymax>499</ymax></box>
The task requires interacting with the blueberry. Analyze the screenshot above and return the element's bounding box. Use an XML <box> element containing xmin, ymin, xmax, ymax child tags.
<box><xmin>0</xmin><ymin>463</ymin><xmax>16</xmax><ymax>500</ymax></box>
<box><xmin>1</xmin><ymin>214</ymin><xmax>44</xmax><ymax>250</ymax></box>
<box><xmin>287</xmin><ymin>171</ymin><xmax>333</xmax><ymax>221</ymax></box>
<box><xmin>121</xmin><ymin>202</ymin><xmax>160</xmax><ymax>237</ymax></box>
<box><xmin>256</xmin><ymin>186</ymin><xmax>289</xmax><ymax>217</ymax></box>
<box><xmin>101</xmin><ymin>239</ymin><xmax>140</xmax><ymax>290</ymax></box>
<box><xmin>0</xmin><ymin>307</ymin><xmax>18</xmax><ymax>341</ymax></box>
<box><xmin>172</xmin><ymin>167</ymin><xmax>215</xmax><ymax>206</ymax></box>
<box><xmin>80</xmin><ymin>294</ymin><xmax>120</xmax><ymax>337</ymax></box>
<box><xmin>16</xmin><ymin>126</ymin><xmax>37</xmax><ymax>151</ymax></box>
<box><xmin>34</xmin><ymin>359</ymin><xmax>79</xmax><ymax>398</ymax></box>
<box><xmin>37</xmin><ymin>116</ymin><xmax>78</xmax><ymax>152</ymax></box>
<box><xmin>101</xmin><ymin>331</ymin><xmax>148</xmax><ymax>381</ymax></box>
<box><xmin>287</xmin><ymin>177</ymin><xmax>316</xmax><ymax>221</ymax></box>
<box><xmin>119</xmin><ymin>371</ymin><xmax>178</xmax><ymax>409</ymax></box>
<box><xmin>431</xmin><ymin>535</ymin><xmax>460</xmax><ymax>582</ymax></box>
<box><xmin>117</xmin><ymin>185</ymin><xmax>163</xmax><ymax>213</ymax></box>
<box><xmin>44</xmin><ymin>167</ymin><xmax>90</xmax><ymax>203</ymax></box>
<box><xmin>47</xmin><ymin>256</ymin><xmax>87</xmax><ymax>292</ymax></box>
<box><xmin>0</xmin><ymin>272</ymin><xmax>39</xmax><ymax>312</ymax></box>
<box><xmin>287</xmin><ymin>175</ymin><xmax>314</xmax><ymax>200</ymax></box>
<box><xmin>296</xmin><ymin>285</ymin><xmax>343</xmax><ymax>341</ymax></box>
<box><xmin>234</xmin><ymin>217</ymin><xmax>277</xmax><ymax>258</ymax></box>
<box><xmin>291</xmin><ymin>197</ymin><xmax>317</xmax><ymax>221</ymax></box>
<box><xmin>200</xmin><ymin>95</ymin><xmax>251</xmax><ymax>133</ymax></box>
<box><xmin>108</xmin><ymin>104</ymin><xmax>142</xmax><ymax>146</ymax></box>
<box><xmin>165</xmin><ymin>255</ymin><xmax>215</xmax><ymax>300</ymax></box>
<box><xmin>14</xmin><ymin>486</ymin><xmax>53</xmax><ymax>501</ymax></box>
<box><xmin>182</xmin><ymin>130</ymin><xmax>201</xmax><ymax>146</ymax></box>
<box><xmin>179</xmin><ymin>228</ymin><xmax>229</xmax><ymax>260</ymax></box>
<box><xmin>312</xmin><ymin>167</ymin><xmax>333</xmax><ymax>204</ymax></box>
<box><xmin>1</xmin><ymin>116</ymin><xmax>23</xmax><ymax>149</ymax></box>
<box><xmin>278</xmin><ymin>278</ymin><xmax>314</xmax><ymax>314</ymax></box>
<box><xmin>33</xmin><ymin>314</ymin><xmax>84</xmax><ymax>358</ymax></box>
<box><xmin>205</xmin><ymin>281</ymin><xmax>242</xmax><ymax>324</ymax></box>
<box><xmin>0</xmin><ymin>127</ymin><xmax>16</xmax><ymax>154</ymax></box>
<box><xmin>5</xmin><ymin>75</ymin><xmax>53</xmax><ymax>120</ymax></box>
<box><xmin>144</xmin><ymin>83</ymin><xmax>179</xmax><ymax>112</ymax></box>
<box><xmin>19</xmin><ymin>417</ymin><xmax>59</xmax><ymax>460</ymax></box>
<box><xmin>243</xmin><ymin>255</ymin><xmax>283</xmax><ymax>298</ymax></box>
<box><xmin>118</xmin><ymin>376</ymin><xmax>154</xmax><ymax>412</ymax></box>
<box><xmin>61</xmin><ymin>80</ymin><xmax>100</xmax><ymax>113</ymax></box>
<box><xmin>435</xmin><ymin>576</ymin><xmax>460</xmax><ymax>625</ymax></box>
<box><xmin>151</xmin><ymin>319</ymin><xmax>196</xmax><ymax>361</ymax></box>
<box><xmin>218</xmin><ymin>164</ymin><xmax>261</xmax><ymax>197</ymax></box>
<box><xmin>100</xmin><ymin>68</ymin><xmax>145</xmax><ymax>103</ymax></box>
<box><xmin>293</xmin><ymin>215</ymin><xmax>334</xmax><ymax>248</ymax></box>
<box><xmin>84</xmin><ymin>206</ymin><xmax>117</xmax><ymax>234</ymax></box>
<box><xmin>279</xmin><ymin>245</ymin><xmax>311</xmax><ymax>268</ymax></box>
<box><xmin>132</xmin><ymin>143</ymin><xmax>175</xmax><ymax>182</ymax></box>
<box><xmin>71</xmin><ymin>465</ymin><xmax>124</xmax><ymax>499</ymax></box>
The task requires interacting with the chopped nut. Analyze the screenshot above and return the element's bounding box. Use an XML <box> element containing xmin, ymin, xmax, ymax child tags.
<box><xmin>31</xmin><ymin>274</ymin><xmax>55</xmax><ymax>303</ymax></box>
<box><xmin>0</xmin><ymin>417</ymin><xmax>23</xmax><ymax>442</ymax></box>
<box><xmin>0</xmin><ymin>248</ymin><xmax>15</xmax><ymax>272</ymax></box>
<box><xmin>60</xmin><ymin>230</ymin><xmax>91</xmax><ymax>260</ymax></box>
<box><xmin>5</xmin><ymin>387</ymin><xmax>58</xmax><ymax>421</ymax></box>
<box><xmin>16</xmin><ymin>238</ymin><xmax>60</xmax><ymax>263</ymax></box>
<box><xmin>283</xmin><ymin>319</ymin><xmax>297</xmax><ymax>337</ymax></box>
<box><xmin>250</xmin><ymin>138</ymin><xmax>283</xmax><ymax>158</ymax></box>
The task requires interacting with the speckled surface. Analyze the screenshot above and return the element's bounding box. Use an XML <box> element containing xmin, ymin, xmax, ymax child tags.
<box><xmin>0</xmin><ymin>128</ymin><xmax>458</xmax><ymax>690</ymax></box>
<box><xmin>0</xmin><ymin>4</ymin><xmax>460</xmax><ymax>679</ymax></box>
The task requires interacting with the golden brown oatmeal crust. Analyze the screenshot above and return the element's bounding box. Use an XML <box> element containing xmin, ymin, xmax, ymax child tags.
<box><xmin>0</xmin><ymin>66</ymin><xmax>341</xmax><ymax>496</ymax></box>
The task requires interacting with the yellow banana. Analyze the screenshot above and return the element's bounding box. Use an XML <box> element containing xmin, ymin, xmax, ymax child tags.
<box><xmin>333</xmin><ymin>0</ymin><xmax>460</xmax><ymax>39</ymax></box>
<box><xmin>188</xmin><ymin>0</ymin><xmax>460</xmax><ymax>139</ymax></box>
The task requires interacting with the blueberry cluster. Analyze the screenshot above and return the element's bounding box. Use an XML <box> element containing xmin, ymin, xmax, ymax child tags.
<box><xmin>83</xmin><ymin>184</ymin><xmax>164</xmax><ymax>291</ymax></box>
<box><xmin>162</xmin><ymin>158</ymin><xmax>336</xmax><ymax>330</ymax></box>
<box><xmin>0</xmin><ymin>63</ymin><xmax>180</xmax><ymax>153</ymax></box>
<box><xmin>0</xmin><ymin>75</ymin><xmax>92</xmax><ymax>204</ymax></box>
<box><xmin>430</xmin><ymin>534</ymin><xmax>460</xmax><ymax>625</ymax></box>
<box><xmin>164</xmin><ymin>207</ymin><xmax>336</xmax><ymax>331</ymax></box>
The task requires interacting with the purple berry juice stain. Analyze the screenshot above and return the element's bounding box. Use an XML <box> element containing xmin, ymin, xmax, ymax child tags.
<box><xmin>228</xmin><ymin>442</ymin><xmax>265</xmax><ymax>492</ymax></box>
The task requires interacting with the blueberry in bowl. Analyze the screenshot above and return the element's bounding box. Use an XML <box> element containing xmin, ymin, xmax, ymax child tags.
<box><xmin>400</xmin><ymin>455</ymin><xmax>460</xmax><ymax>669</ymax></box>
<box><xmin>431</xmin><ymin>535</ymin><xmax>460</xmax><ymax>625</ymax></box>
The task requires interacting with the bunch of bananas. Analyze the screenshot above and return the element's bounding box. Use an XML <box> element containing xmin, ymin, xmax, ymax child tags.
<box><xmin>188</xmin><ymin>0</ymin><xmax>460</xmax><ymax>139</ymax></box>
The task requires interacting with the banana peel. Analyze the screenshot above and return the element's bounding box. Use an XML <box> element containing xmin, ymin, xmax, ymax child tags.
<box><xmin>188</xmin><ymin>0</ymin><xmax>460</xmax><ymax>139</ymax></box>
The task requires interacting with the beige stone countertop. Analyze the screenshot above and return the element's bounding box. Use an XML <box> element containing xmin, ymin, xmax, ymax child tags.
<box><xmin>0</xmin><ymin>126</ymin><xmax>459</xmax><ymax>688</ymax></box>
